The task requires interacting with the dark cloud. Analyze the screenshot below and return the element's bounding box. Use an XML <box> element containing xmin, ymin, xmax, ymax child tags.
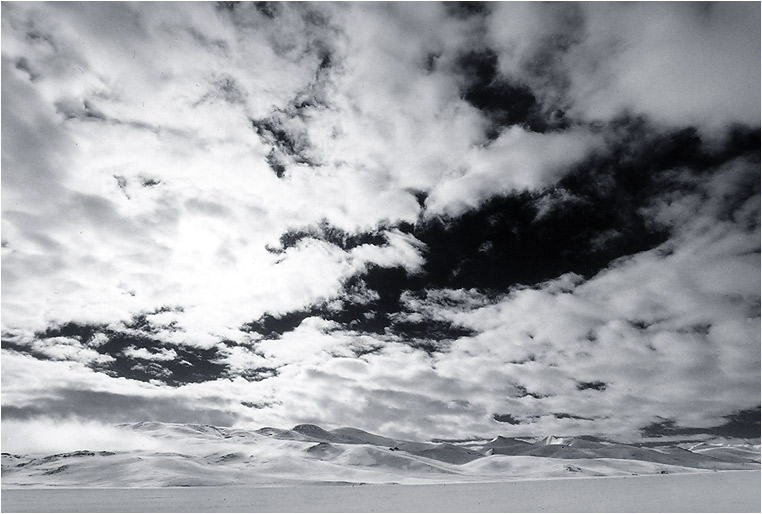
<box><xmin>140</xmin><ymin>177</ymin><xmax>161</xmax><ymax>188</ymax></box>
<box><xmin>511</xmin><ymin>383</ymin><xmax>547</xmax><ymax>399</ymax></box>
<box><xmin>239</xmin><ymin>367</ymin><xmax>279</xmax><ymax>382</ymax></box>
<box><xmin>2</xmin><ymin>2</ymin><xmax>758</xmax><ymax>442</ymax></box>
<box><xmin>195</xmin><ymin>76</ymin><xmax>247</xmax><ymax>107</ymax></box>
<box><xmin>415</xmin><ymin>120</ymin><xmax>758</xmax><ymax>291</ymax></box>
<box><xmin>677</xmin><ymin>323</ymin><xmax>712</xmax><ymax>336</ymax></box>
<box><xmin>254</xmin><ymin>2</ymin><xmax>279</xmax><ymax>19</ymax></box>
<box><xmin>349</xmin><ymin>343</ymin><xmax>385</xmax><ymax>359</ymax></box>
<box><xmin>642</xmin><ymin>407</ymin><xmax>761</xmax><ymax>439</ymax></box>
<box><xmin>444</xmin><ymin>2</ymin><xmax>490</xmax><ymax>20</ymax></box>
<box><xmin>236</xmin><ymin>4</ymin><xmax>338</xmax><ymax>177</ymax></box>
<box><xmin>254</xmin><ymin>131</ymin><xmax>690</xmax><ymax>337</ymax></box>
<box><xmin>241</xmin><ymin>288</ymin><xmax>475</xmax><ymax>351</ymax></box>
<box><xmin>576</xmin><ymin>381</ymin><xmax>607</xmax><ymax>392</ymax></box>
<box><xmin>627</xmin><ymin>319</ymin><xmax>653</xmax><ymax>331</ymax></box>
<box><xmin>186</xmin><ymin>26</ymin><xmax>229</xmax><ymax>55</ymax></box>
<box><xmin>251</xmin><ymin>115</ymin><xmax>317</xmax><ymax>174</ymax></box>
<box><xmin>266</xmin><ymin>219</ymin><xmax>388</xmax><ymax>254</ymax></box>
<box><xmin>403</xmin><ymin>339</ymin><xmax>447</xmax><ymax>357</ymax></box>
<box><xmin>553</xmin><ymin>413</ymin><xmax>594</xmax><ymax>421</ymax></box>
<box><xmin>24</xmin><ymin>27</ymin><xmax>56</xmax><ymax>48</ymax></box>
<box><xmin>113</xmin><ymin>175</ymin><xmax>130</xmax><ymax>199</ymax></box>
<box><xmin>492</xmin><ymin>413</ymin><xmax>523</xmax><ymax>425</ymax></box>
<box><xmin>217</xmin><ymin>2</ymin><xmax>337</xmax><ymax>64</ymax></box>
<box><xmin>241</xmin><ymin>400</ymin><xmax>277</xmax><ymax>410</ymax></box>
<box><xmin>2</xmin><ymin>389</ymin><xmax>238</xmax><ymax>426</ymax></box>
<box><xmin>238</xmin><ymin>4</ymin><xmax>338</xmax><ymax>174</ymax></box>
<box><xmin>10</xmin><ymin>320</ymin><xmax>281</xmax><ymax>387</ymax></box>
<box><xmin>36</xmin><ymin>322</ymin><xmax>101</xmax><ymax>344</ymax></box>
<box><xmin>1</xmin><ymin>339</ymin><xmax>35</xmax><ymax>355</ymax></box>
<box><xmin>252</xmin><ymin>120</ymin><xmax>758</xmax><ymax>347</ymax></box>
<box><xmin>31</xmin><ymin>321</ymin><xmax>230</xmax><ymax>386</ymax></box>
<box><xmin>13</xmin><ymin>57</ymin><xmax>39</xmax><ymax>82</ymax></box>
<box><xmin>265</xmin><ymin>148</ymin><xmax>287</xmax><ymax>178</ymax></box>
<box><xmin>51</xmin><ymin>95</ymin><xmax>199</xmax><ymax>142</ymax></box>
<box><xmin>250</xmin><ymin>39</ymin><xmax>335</xmax><ymax>178</ymax></box>
<box><xmin>424</xmin><ymin>52</ymin><xmax>440</xmax><ymax>73</ymax></box>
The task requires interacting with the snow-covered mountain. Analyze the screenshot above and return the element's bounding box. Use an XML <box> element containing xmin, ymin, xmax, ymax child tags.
<box><xmin>2</xmin><ymin>422</ymin><xmax>759</xmax><ymax>488</ymax></box>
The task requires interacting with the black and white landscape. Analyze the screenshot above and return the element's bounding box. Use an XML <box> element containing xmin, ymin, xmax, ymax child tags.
<box><xmin>1</xmin><ymin>2</ymin><xmax>760</xmax><ymax>512</ymax></box>
<box><xmin>2</xmin><ymin>421</ymin><xmax>761</xmax><ymax>511</ymax></box>
<box><xmin>3</xmin><ymin>422</ymin><xmax>761</xmax><ymax>487</ymax></box>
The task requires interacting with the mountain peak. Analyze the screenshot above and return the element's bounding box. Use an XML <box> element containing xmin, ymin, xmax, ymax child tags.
<box><xmin>543</xmin><ymin>435</ymin><xmax>566</xmax><ymax>446</ymax></box>
<box><xmin>292</xmin><ymin>424</ymin><xmax>335</xmax><ymax>440</ymax></box>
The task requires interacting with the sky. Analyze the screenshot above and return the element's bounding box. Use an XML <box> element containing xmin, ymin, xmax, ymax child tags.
<box><xmin>1</xmin><ymin>1</ymin><xmax>760</xmax><ymax>452</ymax></box>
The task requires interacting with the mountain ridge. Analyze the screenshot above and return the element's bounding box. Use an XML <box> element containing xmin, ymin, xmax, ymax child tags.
<box><xmin>3</xmin><ymin>422</ymin><xmax>759</xmax><ymax>488</ymax></box>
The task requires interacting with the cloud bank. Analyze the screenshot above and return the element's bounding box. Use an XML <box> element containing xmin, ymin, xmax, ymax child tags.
<box><xmin>2</xmin><ymin>2</ymin><xmax>759</xmax><ymax>447</ymax></box>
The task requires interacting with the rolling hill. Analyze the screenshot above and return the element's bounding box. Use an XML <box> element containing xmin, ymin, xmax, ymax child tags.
<box><xmin>2</xmin><ymin>422</ymin><xmax>758</xmax><ymax>488</ymax></box>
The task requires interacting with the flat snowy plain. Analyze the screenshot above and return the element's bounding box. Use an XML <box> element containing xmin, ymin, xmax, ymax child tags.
<box><xmin>3</xmin><ymin>471</ymin><xmax>760</xmax><ymax>513</ymax></box>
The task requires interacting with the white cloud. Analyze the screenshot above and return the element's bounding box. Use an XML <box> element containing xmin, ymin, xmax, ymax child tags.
<box><xmin>122</xmin><ymin>346</ymin><xmax>178</xmax><ymax>362</ymax></box>
<box><xmin>432</xmin><ymin>175</ymin><xmax>760</xmax><ymax>437</ymax></box>
<box><xmin>216</xmin><ymin>345</ymin><xmax>271</xmax><ymax>376</ymax></box>
<box><xmin>425</xmin><ymin>126</ymin><xmax>602</xmax><ymax>216</ymax></box>
<box><xmin>29</xmin><ymin>337</ymin><xmax>115</xmax><ymax>365</ymax></box>
<box><xmin>349</xmin><ymin>229</ymin><xmax>426</xmax><ymax>273</ymax></box>
<box><xmin>0</xmin><ymin>2</ymin><xmax>467</xmax><ymax>344</ymax></box>
<box><xmin>572</xmin><ymin>3</ymin><xmax>760</xmax><ymax>133</ymax></box>
<box><xmin>487</xmin><ymin>3</ymin><xmax>761</xmax><ymax>135</ymax></box>
<box><xmin>2</xmin><ymin>351</ymin><xmax>156</xmax><ymax>411</ymax></box>
<box><xmin>2</xmin><ymin>2</ymin><xmax>758</xmax><ymax>444</ymax></box>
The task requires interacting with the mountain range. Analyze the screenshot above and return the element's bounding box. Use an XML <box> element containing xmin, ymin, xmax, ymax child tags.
<box><xmin>2</xmin><ymin>422</ymin><xmax>759</xmax><ymax>488</ymax></box>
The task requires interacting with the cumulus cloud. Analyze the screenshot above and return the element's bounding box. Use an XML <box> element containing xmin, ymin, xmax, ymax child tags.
<box><xmin>487</xmin><ymin>2</ymin><xmax>761</xmax><ymax>134</ymax></box>
<box><xmin>432</xmin><ymin>159</ymin><xmax>760</xmax><ymax>438</ymax></box>
<box><xmin>425</xmin><ymin>126</ymin><xmax>602</xmax><ymax>216</ymax></box>
<box><xmin>2</xmin><ymin>2</ymin><xmax>758</xmax><ymax>445</ymax></box>
<box><xmin>29</xmin><ymin>337</ymin><xmax>115</xmax><ymax>365</ymax></box>
<box><xmin>1</xmin><ymin>350</ymin><xmax>247</xmax><ymax>428</ymax></box>
<box><xmin>122</xmin><ymin>346</ymin><xmax>178</xmax><ymax>362</ymax></box>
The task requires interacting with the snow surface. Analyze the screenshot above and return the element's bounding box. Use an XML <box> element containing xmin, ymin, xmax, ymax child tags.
<box><xmin>2</xmin><ymin>471</ymin><xmax>760</xmax><ymax>512</ymax></box>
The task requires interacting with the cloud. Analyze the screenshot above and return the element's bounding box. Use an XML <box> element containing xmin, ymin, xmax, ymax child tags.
<box><xmin>1</xmin><ymin>2</ymin><xmax>356</xmax><ymax>341</ymax></box>
<box><xmin>2</xmin><ymin>3</ymin><xmax>758</xmax><ymax>445</ymax></box>
<box><xmin>1</xmin><ymin>350</ymin><xmax>248</xmax><ymax>431</ymax></box>
<box><xmin>432</xmin><ymin>166</ymin><xmax>759</xmax><ymax>437</ymax></box>
<box><xmin>349</xmin><ymin>229</ymin><xmax>426</xmax><ymax>273</ymax></box>
<box><xmin>425</xmin><ymin>126</ymin><xmax>602</xmax><ymax>216</ymax></box>
<box><xmin>487</xmin><ymin>3</ymin><xmax>761</xmax><ymax>135</ymax></box>
<box><xmin>7</xmin><ymin>2</ymin><xmax>755</xmax><ymax>346</ymax></box>
<box><xmin>122</xmin><ymin>346</ymin><xmax>178</xmax><ymax>362</ymax></box>
<box><xmin>29</xmin><ymin>337</ymin><xmax>115</xmax><ymax>365</ymax></box>
<box><xmin>215</xmin><ymin>344</ymin><xmax>275</xmax><ymax>378</ymax></box>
